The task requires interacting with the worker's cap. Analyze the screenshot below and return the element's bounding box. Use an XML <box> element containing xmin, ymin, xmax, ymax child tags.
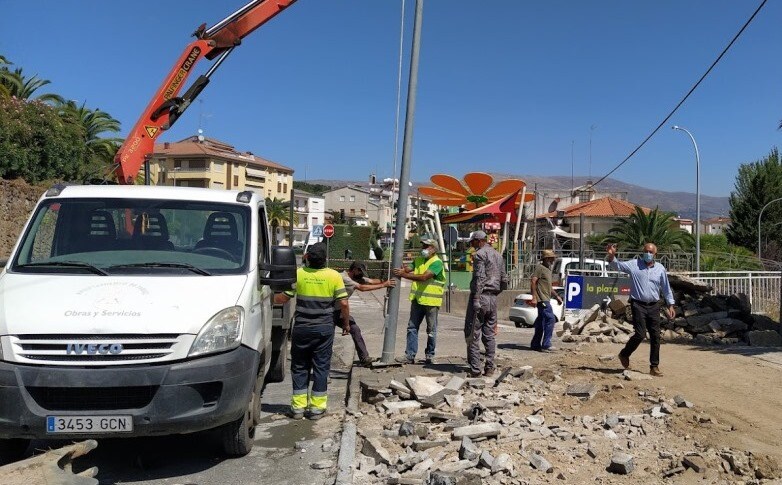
<box><xmin>541</xmin><ymin>249</ymin><xmax>556</xmax><ymax>259</ymax></box>
<box><xmin>349</xmin><ymin>261</ymin><xmax>368</xmax><ymax>278</ymax></box>
<box><xmin>421</xmin><ymin>238</ymin><xmax>439</xmax><ymax>251</ymax></box>
<box><xmin>469</xmin><ymin>230</ymin><xmax>487</xmax><ymax>241</ymax></box>
<box><xmin>305</xmin><ymin>242</ymin><xmax>327</xmax><ymax>267</ymax></box>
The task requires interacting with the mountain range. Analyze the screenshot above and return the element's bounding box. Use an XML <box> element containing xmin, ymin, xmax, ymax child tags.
<box><xmin>303</xmin><ymin>175</ymin><xmax>730</xmax><ymax>220</ymax></box>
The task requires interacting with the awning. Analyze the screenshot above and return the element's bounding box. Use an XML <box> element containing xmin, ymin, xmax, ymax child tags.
<box><xmin>440</xmin><ymin>190</ymin><xmax>519</xmax><ymax>224</ymax></box>
<box><xmin>246</xmin><ymin>167</ymin><xmax>266</xmax><ymax>179</ymax></box>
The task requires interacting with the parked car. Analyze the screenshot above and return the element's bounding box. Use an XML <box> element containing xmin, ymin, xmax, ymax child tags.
<box><xmin>509</xmin><ymin>286</ymin><xmax>565</xmax><ymax>328</ymax></box>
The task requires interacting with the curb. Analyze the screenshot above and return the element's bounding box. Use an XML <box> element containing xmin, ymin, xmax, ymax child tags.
<box><xmin>335</xmin><ymin>347</ymin><xmax>359</xmax><ymax>484</ymax></box>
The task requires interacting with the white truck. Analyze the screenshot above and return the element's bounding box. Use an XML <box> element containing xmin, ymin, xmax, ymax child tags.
<box><xmin>0</xmin><ymin>184</ymin><xmax>296</xmax><ymax>462</ymax></box>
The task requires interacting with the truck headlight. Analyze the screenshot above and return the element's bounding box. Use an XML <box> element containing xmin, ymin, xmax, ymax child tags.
<box><xmin>189</xmin><ymin>306</ymin><xmax>244</xmax><ymax>357</ymax></box>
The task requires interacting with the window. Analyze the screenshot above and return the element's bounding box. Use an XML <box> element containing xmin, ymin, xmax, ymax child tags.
<box><xmin>311</xmin><ymin>217</ymin><xmax>318</xmax><ymax>225</ymax></box>
<box><xmin>283</xmin><ymin>183</ymin><xmax>287</xmax><ymax>193</ymax></box>
<box><xmin>189</xmin><ymin>159</ymin><xmax>206</xmax><ymax>169</ymax></box>
<box><xmin>233</xmin><ymin>175</ymin><xmax>239</xmax><ymax>186</ymax></box>
<box><xmin>360</xmin><ymin>209</ymin><xmax>366</xmax><ymax>215</ymax></box>
<box><xmin>349</xmin><ymin>195</ymin><xmax>355</xmax><ymax>202</ymax></box>
<box><xmin>350</xmin><ymin>209</ymin><xmax>355</xmax><ymax>215</ymax></box>
<box><xmin>339</xmin><ymin>196</ymin><xmax>345</xmax><ymax>202</ymax></box>
<box><xmin>277</xmin><ymin>182</ymin><xmax>282</xmax><ymax>192</ymax></box>
<box><xmin>174</xmin><ymin>160</ymin><xmax>182</xmax><ymax>169</ymax></box>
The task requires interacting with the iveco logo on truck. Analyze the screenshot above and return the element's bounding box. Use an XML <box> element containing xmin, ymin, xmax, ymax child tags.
<box><xmin>66</xmin><ymin>343</ymin><xmax>123</xmax><ymax>355</ymax></box>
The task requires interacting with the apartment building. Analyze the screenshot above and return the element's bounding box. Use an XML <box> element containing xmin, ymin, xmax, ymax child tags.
<box><xmin>292</xmin><ymin>190</ymin><xmax>325</xmax><ymax>247</ymax></box>
<box><xmin>148</xmin><ymin>135</ymin><xmax>294</xmax><ymax>201</ymax></box>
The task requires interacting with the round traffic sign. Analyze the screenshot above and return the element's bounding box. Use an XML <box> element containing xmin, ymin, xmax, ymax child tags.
<box><xmin>323</xmin><ymin>224</ymin><xmax>335</xmax><ymax>238</ymax></box>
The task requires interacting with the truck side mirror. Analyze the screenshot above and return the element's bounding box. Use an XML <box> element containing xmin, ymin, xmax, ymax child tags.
<box><xmin>260</xmin><ymin>246</ymin><xmax>297</xmax><ymax>291</ymax></box>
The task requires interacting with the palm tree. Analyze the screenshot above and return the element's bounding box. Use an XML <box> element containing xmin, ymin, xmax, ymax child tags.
<box><xmin>603</xmin><ymin>206</ymin><xmax>694</xmax><ymax>252</ymax></box>
<box><xmin>266</xmin><ymin>197</ymin><xmax>298</xmax><ymax>244</ymax></box>
<box><xmin>0</xmin><ymin>67</ymin><xmax>63</xmax><ymax>103</ymax></box>
<box><xmin>58</xmin><ymin>101</ymin><xmax>122</xmax><ymax>158</ymax></box>
<box><xmin>0</xmin><ymin>55</ymin><xmax>10</xmax><ymax>98</ymax></box>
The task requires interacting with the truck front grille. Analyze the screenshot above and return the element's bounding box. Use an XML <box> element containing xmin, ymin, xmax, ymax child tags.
<box><xmin>27</xmin><ymin>386</ymin><xmax>158</xmax><ymax>410</ymax></box>
<box><xmin>10</xmin><ymin>334</ymin><xmax>182</xmax><ymax>365</ymax></box>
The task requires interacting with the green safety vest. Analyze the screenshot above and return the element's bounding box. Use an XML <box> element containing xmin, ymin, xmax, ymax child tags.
<box><xmin>409</xmin><ymin>255</ymin><xmax>445</xmax><ymax>307</ymax></box>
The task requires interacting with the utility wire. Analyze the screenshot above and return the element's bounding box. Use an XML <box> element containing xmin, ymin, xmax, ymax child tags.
<box><xmin>592</xmin><ymin>0</ymin><xmax>768</xmax><ymax>188</ymax></box>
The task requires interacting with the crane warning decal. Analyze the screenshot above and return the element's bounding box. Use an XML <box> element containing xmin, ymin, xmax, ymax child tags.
<box><xmin>163</xmin><ymin>46</ymin><xmax>202</xmax><ymax>100</ymax></box>
<box><xmin>144</xmin><ymin>126</ymin><xmax>159</xmax><ymax>138</ymax></box>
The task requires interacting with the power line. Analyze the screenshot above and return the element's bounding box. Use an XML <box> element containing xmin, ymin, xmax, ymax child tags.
<box><xmin>592</xmin><ymin>0</ymin><xmax>768</xmax><ymax>188</ymax></box>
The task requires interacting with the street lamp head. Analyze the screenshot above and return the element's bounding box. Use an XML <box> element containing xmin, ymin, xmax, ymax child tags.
<box><xmin>672</xmin><ymin>125</ymin><xmax>680</xmax><ymax>130</ymax></box>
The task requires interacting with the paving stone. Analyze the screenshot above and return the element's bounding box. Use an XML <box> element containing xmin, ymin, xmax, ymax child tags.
<box><xmin>399</xmin><ymin>421</ymin><xmax>416</xmax><ymax>437</ymax></box>
<box><xmin>310</xmin><ymin>459</ymin><xmax>334</xmax><ymax>469</ymax></box>
<box><xmin>420</xmin><ymin>388</ymin><xmax>459</xmax><ymax>408</ymax></box>
<box><xmin>622</xmin><ymin>370</ymin><xmax>653</xmax><ymax>381</ymax></box>
<box><xmin>608</xmin><ymin>453</ymin><xmax>634</xmax><ymax>474</ymax></box>
<box><xmin>565</xmin><ymin>383</ymin><xmax>598</xmax><ymax>400</ymax></box>
<box><xmin>465</xmin><ymin>378</ymin><xmax>486</xmax><ymax>389</ymax></box>
<box><xmin>412</xmin><ymin>458</ymin><xmax>434</xmax><ymax>473</ymax></box>
<box><xmin>604</xmin><ymin>414</ymin><xmax>620</xmax><ymax>429</ymax></box>
<box><xmin>452</xmin><ymin>422</ymin><xmax>503</xmax><ymax>440</ymax></box>
<box><xmin>529</xmin><ymin>453</ymin><xmax>552</xmax><ymax>472</ymax></box>
<box><xmin>459</xmin><ymin>436</ymin><xmax>481</xmax><ymax>461</ymax></box>
<box><xmin>491</xmin><ymin>453</ymin><xmax>513</xmax><ymax>474</ymax></box>
<box><xmin>444</xmin><ymin>376</ymin><xmax>465</xmax><ymax>391</ymax></box>
<box><xmin>390</xmin><ymin>379</ymin><xmax>413</xmax><ymax>395</ymax></box>
<box><xmin>527</xmin><ymin>415</ymin><xmax>545</xmax><ymax>426</ymax></box>
<box><xmin>383</xmin><ymin>401</ymin><xmax>423</xmax><ymax>413</ymax></box>
<box><xmin>443</xmin><ymin>393</ymin><xmax>464</xmax><ymax>409</ymax></box>
<box><xmin>406</xmin><ymin>376</ymin><xmax>445</xmax><ymax>399</ymax></box>
<box><xmin>683</xmin><ymin>454</ymin><xmax>708</xmax><ymax>473</ymax></box>
<box><xmin>412</xmin><ymin>440</ymin><xmax>449</xmax><ymax>452</ymax></box>
<box><xmin>362</xmin><ymin>436</ymin><xmax>395</xmax><ymax>465</ymax></box>
<box><xmin>479</xmin><ymin>451</ymin><xmax>494</xmax><ymax>468</ymax></box>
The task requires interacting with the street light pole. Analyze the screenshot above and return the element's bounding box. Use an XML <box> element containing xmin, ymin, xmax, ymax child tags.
<box><xmin>757</xmin><ymin>197</ymin><xmax>782</xmax><ymax>259</ymax></box>
<box><xmin>672</xmin><ymin>126</ymin><xmax>701</xmax><ymax>274</ymax></box>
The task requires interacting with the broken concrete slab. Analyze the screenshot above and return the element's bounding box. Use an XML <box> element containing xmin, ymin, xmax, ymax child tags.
<box><xmin>382</xmin><ymin>401</ymin><xmax>422</xmax><ymax>413</ymax></box>
<box><xmin>622</xmin><ymin>370</ymin><xmax>653</xmax><ymax>381</ymax></box>
<box><xmin>444</xmin><ymin>376</ymin><xmax>465</xmax><ymax>391</ymax></box>
<box><xmin>478</xmin><ymin>451</ymin><xmax>494</xmax><ymax>469</ymax></box>
<box><xmin>459</xmin><ymin>437</ymin><xmax>480</xmax><ymax>461</ymax></box>
<box><xmin>419</xmin><ymin>388</ymin><xmax>459</xmax><ymax>408</ymax></box>
<box><xmin>683</xmin><ymin>454</ymin><xmax>708</xmax><ymax>473</ymax></box>
<box><xmin>491</xmin><ymin>453</ymin><xmax>513</xmax><ymax>474</ymax></box>
<box><xmin>362</xmin><ymin>436</ymin><xmax>395</xmax><ymax>465</ymax></box>
<box><xmin>565</xmin><ymin>383</ymin><xmax>598</xmax><ymax>400</ymax></box>
<box><xmin>452</xmin><ymin>422</ymin><xmax>503</xmax><ymax>440</ymax></box>
<box><xmin>608</xmin><ymin>453</ymin><xmax>634</xmax><ymax>474</ymax></box>
<box><xmin>389</xmin><ymin>379</ymin><xmax>413</xmax><ymax>395</ymax></box>
<box><xmin>405</xmin><ymin>376</ymin><xmax>445</xmax><ymax>399</ymax></box>
<box><xmin>411</xmin><ymin>440</ymin><xmax>449</xmax><ymax>452</ymax></box>
<box><xmin>529</xmin><ymin>453</ymin><xmax>552</xmax><ymax>472</ymax></box>
<box><xmin>673</xmin><ymin>395</ymin><xmax>693</xmax><ymax>408</ymax></box>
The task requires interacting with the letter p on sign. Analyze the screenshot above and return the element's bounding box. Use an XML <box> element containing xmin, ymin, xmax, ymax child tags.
<box><xmin>565</xmin><ymin>275</ymin><xmax>583</xmax><ymax>309</ymax></box>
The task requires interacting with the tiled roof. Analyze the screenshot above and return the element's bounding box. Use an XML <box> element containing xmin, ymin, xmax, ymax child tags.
<box><xmin>537</xmin><ymin>197</ymin><xmax>651</xmax><ymax>219</ymax></box>
<box><xmin>153</xmin><ymin>135</ymin><xmax>294</xmax><ymax>173</ymax></box>
<box><xmin>704</xmin><ymin>217</ymin><xmax>731</xmax><ymax>224</ymax></box>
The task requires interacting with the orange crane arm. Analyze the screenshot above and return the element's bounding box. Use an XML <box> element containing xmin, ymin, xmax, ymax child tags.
<box><xmin>113</xmin><ymin>0</ymin><xmax>297</xmax><ymax>184</ymax></box>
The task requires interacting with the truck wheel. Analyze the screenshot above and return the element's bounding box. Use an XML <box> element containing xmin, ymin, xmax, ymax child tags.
<box><xmin>220</xmin><ymin>372</ymin><xmax>262</xmax><ymax>457</ymax></box>
<box><xmin>0</xmin><ymin>439</ymin><xmax>29</xmax><ymax>465</ymax></box>
<box><xmin>266</xmin><ymin>327</ymin><xmax>290</xmax><ymax>384</ymax></box>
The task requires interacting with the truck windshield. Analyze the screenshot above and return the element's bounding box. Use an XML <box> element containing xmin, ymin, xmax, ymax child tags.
<box><xmin>10</xmin><ymin>198</ymin><xmax>250</xmax><ymax>275</ymax></box>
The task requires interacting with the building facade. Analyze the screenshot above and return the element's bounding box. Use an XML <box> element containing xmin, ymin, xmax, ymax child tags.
<box><xmin>148</xmin><ymin>135</ymin><xmax>294</xmax><ymax>201</ymax></box>
<box><xmin>292</xmin><ymin>190</ymin><xmax>325</xmax><ymax>247</ymax></box>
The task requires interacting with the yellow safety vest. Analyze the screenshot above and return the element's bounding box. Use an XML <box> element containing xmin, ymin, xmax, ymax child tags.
<box><xmin>409</xmin><ymin>255</ymin><xmax>445</xmax><ymax>307</ymax></box>
<box><xmin>285</xmin><ymin>267</ymin><xmax>347</xmax><ymax>327</ymax></box>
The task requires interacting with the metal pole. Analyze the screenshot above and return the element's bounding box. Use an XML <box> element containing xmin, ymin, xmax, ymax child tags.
<box><xmin>381</xmin><ymin>0</ymin><xmax>424</xmax><ymax>364</ymax></box>
<box><xmin>672</xmin><ymin>126</ymin><xmax>701</xmax><ymax>274</ymax></box>
<box><xmin>579</xmin><ymin>212</ymin><xmax>585</xmax><ymax>268</ymax></box>
<box><xmin>289</xmin><ymin>188</ymin><xmax>294</xmax><ymax>247</ymax></box>
<box><xmin>757</xmin><ymin>197</ymin><xmax>782</xmax><ymax>259</ymax></box>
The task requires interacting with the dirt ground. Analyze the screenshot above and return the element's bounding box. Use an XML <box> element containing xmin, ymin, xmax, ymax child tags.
<box><xmin>354</xmin><ymin>336</ymin><xmax>782</xmax><ymax>484</ymax></box>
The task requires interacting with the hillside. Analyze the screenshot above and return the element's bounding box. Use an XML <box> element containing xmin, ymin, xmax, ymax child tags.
<box><xmin>306</xmin><ymin>175</ymin><xmax>730</xmax><ymax>220</ymax></box>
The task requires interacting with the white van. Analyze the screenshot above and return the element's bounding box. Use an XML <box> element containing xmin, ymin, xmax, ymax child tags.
<box><xmin>551</xmin><ymin>257</ymin><xmax>608</xmax><ymax>285</ymax></box>
<box><xmin>0</xmin><ymin>184</ymin><xmax>296</xmax><ymax>461</ymax></box>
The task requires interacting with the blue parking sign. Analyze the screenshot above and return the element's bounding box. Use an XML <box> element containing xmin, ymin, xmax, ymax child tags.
<box><xmin>565</xmin><ymin>275</ymin><xmax>583</xmax><ymax>310</ymax></box>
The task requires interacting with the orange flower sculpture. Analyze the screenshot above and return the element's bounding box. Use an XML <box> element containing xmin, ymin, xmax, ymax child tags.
<box><xmin>418</xmin><ymin>172</ymin><xmax>534</xmax><ymax>223</ymax></box>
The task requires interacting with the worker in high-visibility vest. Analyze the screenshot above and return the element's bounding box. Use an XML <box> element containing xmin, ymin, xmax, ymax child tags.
<box><xmin>274</xmin><ymin>242</ymin><xmax>349</xmax><ymax>420</ymax></box>
<box><xmin>393</xmin><ymin>238</ymin><xmax>445</xmax><ymax>364</ymax></box>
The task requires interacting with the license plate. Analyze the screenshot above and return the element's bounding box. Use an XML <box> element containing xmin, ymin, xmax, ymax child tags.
<box><xmin>46</xmin><ymin>415</ymin><xmax>133</xmax><ymax>433</ymax></box>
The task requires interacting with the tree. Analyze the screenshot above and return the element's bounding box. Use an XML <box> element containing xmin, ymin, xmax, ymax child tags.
<box><xmin>603</xmin><ymin>206</ymin><xmax>694</xmax><ymax>252</ymax></box>
<box><xmin>292</xmin><ymin>181</ymin><xmax>332</xmax><ymax>196</ymax></box>
<box><xmin>726</xmin><ymin>148</ymin><xmax>782</xmax><ymax>255</ymax></box>
<box><xmin>0</xmin><ymin>97</ymin><xmax>88</xmax><ymax>182</ymax></box>
<box><xmin>0</xmin><ymin>66</ymin><xmax>63</xmax><ymax>104</ymax></box>
<box><xmin>57</xmin><ymin>100</ymin><xmax>122</xmax><ymax>178</ymax></box>
<box><xmin>266</xmin><ymin>197</ymin><xmax>297</xmax><ymax>244</ymax></box>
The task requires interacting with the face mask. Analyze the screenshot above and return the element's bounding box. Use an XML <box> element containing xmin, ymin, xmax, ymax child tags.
<box><xmin>421</xmin><ymin>249</ymin><xmax>430</xmax><ymax>258</ymax></box>
<box><xmin>642</xmin><ymin>252</ymin><xmax>654</xmax><ymax>263</ymax></box>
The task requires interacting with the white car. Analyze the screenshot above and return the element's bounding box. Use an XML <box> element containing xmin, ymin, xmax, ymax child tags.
<box><xmin>508</xmin><ymin>287</ymin><xmax>565</xmax><ymax>328</ymax></box>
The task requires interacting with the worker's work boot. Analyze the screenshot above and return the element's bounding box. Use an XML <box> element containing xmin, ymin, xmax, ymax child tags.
<box><xmin>650</xmin><ymin>366</ymin><xmax>664</xmax><ymax>377</ymax></box>
<box><xmin>618</xmin><ymin>354</ymin><xmax>630</xmax><ymax>369</ymax></box>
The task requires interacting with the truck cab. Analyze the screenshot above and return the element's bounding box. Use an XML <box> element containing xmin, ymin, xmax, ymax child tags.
<box><xmin>0</xmin><ymin>185</ymin><xmax>295</xmax><ymax>461</ymax></box>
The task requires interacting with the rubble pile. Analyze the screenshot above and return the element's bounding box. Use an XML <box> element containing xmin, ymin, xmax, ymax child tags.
<box><xmin>560</xmin><ymin>274</ymin><xmax>781</xmax><ymax>347</ymax></box>
<box><xmin>351</xmin><ymin>366</ymin><xmax>780</xmax><ymax>484</ymax></box>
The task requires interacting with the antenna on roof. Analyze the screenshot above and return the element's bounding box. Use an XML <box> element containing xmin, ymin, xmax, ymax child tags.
<box><xmin>197</xmin><ymin>129</ymin><xmax>205</xmax><ymax>143</ymax></box>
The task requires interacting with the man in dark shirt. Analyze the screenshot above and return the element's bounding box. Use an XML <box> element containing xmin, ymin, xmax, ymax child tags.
<box><xmin>464</xmin><ymin>231</ymin><xmax>508</xmax><ymax>377</ymax></box>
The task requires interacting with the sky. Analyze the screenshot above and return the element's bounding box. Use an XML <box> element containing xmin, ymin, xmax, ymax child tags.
<box><xmin>2</xmin><ymin>1</ymin><xmax>780</xmax><ymax>197</ymax></box>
